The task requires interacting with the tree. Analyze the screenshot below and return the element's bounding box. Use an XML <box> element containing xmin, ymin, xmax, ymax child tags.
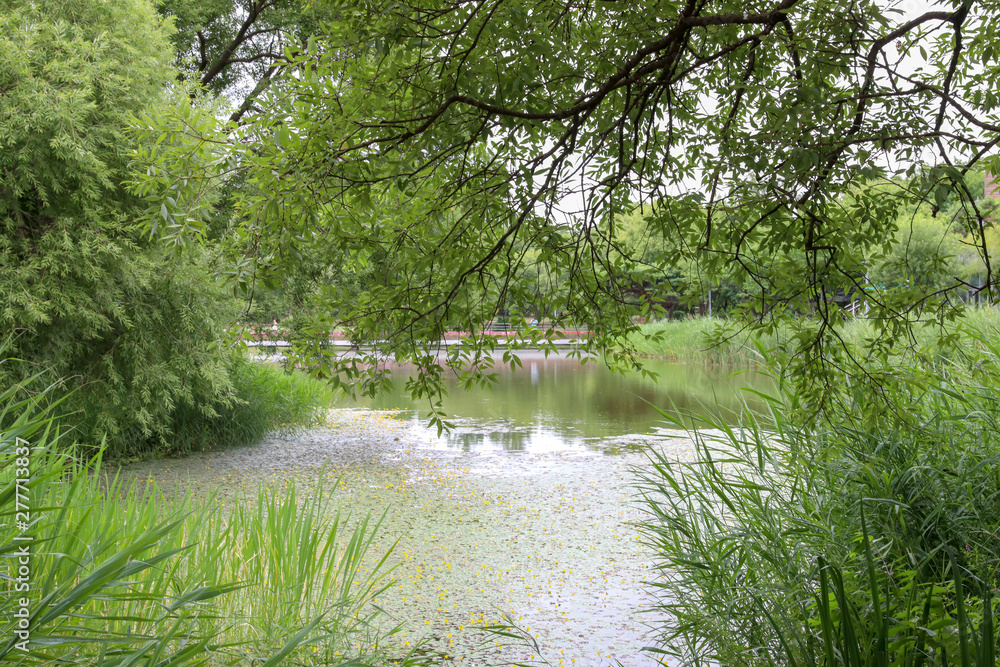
<box><xmin>136</xmin><ymin>0</ymin><xmax>1000</xmax><ymax>416</ymax></box>
<box><xmin>152</xmin><ymin>0</ymin><xmax>358</xmax><ymax>334</ymax></box>
<box><xmin>614</xmin><ymin>203</ymin><xmax>750</xmax><ymax>317</ymax></box>
<box><xmin>158</xmin><ymin>0</ymin><xmax>339</xmax><ymax>123</ymax></box>
<box><xmin>0</xmin><ymin>0</ymin><xmax>241</xmax><ymax>456</ymax></box>
<box><xmin>869</xmin><ymin>209</ymin><xmax>963</xmax><ymax>292</ymax></box>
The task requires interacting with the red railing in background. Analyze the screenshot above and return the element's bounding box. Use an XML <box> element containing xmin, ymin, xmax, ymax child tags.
<box><xmin>240</xmin><ymin>323</ymin><xmax>591</xmax><ymax>343</ymax></box>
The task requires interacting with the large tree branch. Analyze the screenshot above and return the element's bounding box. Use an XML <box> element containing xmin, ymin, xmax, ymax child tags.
<box><xmin>229</xmin><ymin>64</ymin><xmax>279</xmax><ymax>124</ymax></box>
<box><xmin>372</xmin><ymin>0</ymin><xmax>801</xmax><ymax>128</ymax></box>
<box><xmin>935</xmin><ymin>1</ymin><xmax>970</xmax><ymax>133</ymax></box>
<box><xmin>196</xmin><ymin>30</ymin><xmax>209</xmax><ymax>72</ymax></box>
<box><xmin>200</xmin><ymin>0</ymin><xmax>279</xmax><ymax>88</ymax></box>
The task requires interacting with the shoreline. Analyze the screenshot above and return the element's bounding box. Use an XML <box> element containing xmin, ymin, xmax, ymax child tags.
<box><xmin>248</xmin><ymin>343</ymin><xmax>598</xmax><ymax>364</ymax></box>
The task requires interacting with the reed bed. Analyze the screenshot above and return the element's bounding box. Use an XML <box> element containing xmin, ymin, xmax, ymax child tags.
<box><xmin>627</xmin><ymin>316</ymin><xmax>774</xmax><ymax>364</ymax></box>
<box><xmin>637</xmin><ymin>351</ymin><xmax>1000</xmax><ymax>666</ymax></box>
<box><xmin>0</xmin><ymin>378</ymin><xmax>412</xmax><ymax>666</ymax></box>
<box><xmin>629</xmin><ymin>307</ymin><xmax>1000</xmax><ymax>367</ymax></box>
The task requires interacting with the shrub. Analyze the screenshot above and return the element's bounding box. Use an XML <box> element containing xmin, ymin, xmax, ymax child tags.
<box><xmin>0</xmin><ymin>0</ymin><xmax>244</xmax><ymax>455</ymax></box>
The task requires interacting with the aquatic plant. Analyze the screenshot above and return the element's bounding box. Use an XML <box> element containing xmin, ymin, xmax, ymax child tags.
<box><xmin>0</xmin><ymin>372</ymin><xmax>403</xmax><ymax>665</ymax></box>
<box><xmin>629</xmin><ymin>307</ymin><xmax>1000</xmax><ymax>368</ymax></box>
<box><xmin>637</xmin><ymin>354</ymin><xmax>1000</xmax><ymax>666</ymax></box>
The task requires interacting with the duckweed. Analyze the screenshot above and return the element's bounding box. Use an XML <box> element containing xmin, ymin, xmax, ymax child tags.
<box><xmin>121</xmin><ymin>409</ymin><xmax>697</xmax><ymax>665</ymax></box>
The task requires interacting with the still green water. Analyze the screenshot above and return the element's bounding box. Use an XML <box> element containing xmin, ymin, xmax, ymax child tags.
<box><xmin>334</xmin><ymin>354</ymin><xmax>774</xmax><ymax>454</ymax></box>
<box><xmin>130</xmin><ymin>355</ymin><xmax>773</xmax><ymax>663</ymax></box>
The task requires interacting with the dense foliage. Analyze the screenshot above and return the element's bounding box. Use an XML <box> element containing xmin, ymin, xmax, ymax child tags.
<box><xmin>132</xmin><ymin>0</ymin><xmax>1000</xmax><ymax>421</ymax></box>
<box><xmin>0</xmin><ymin>0</ymin><xmax>247</xmax><ymax>456</ymax></box>
<box><xmin>6</xmin><ymin>0</ymin><xmax>1000</xmax><ymax>663</ymax></box>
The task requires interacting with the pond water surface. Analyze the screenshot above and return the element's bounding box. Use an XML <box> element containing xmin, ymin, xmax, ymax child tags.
<box><xmin>335</xmin><ymin>355</ymin><xmax>775</xmax><ymax>454</ymax></box>
<box><xmin>127</xmin><ymin>357</ymin><xmax>771</xmax><ymax>666</ymax></box>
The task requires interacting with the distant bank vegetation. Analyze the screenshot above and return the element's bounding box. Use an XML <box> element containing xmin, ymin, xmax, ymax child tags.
<box><xmin>628</xmin><ymin>307</ymin><xmax>1000</xmax><ymax>366</ymax></box>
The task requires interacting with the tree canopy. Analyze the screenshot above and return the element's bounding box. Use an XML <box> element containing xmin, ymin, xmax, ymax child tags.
<box><xmin>158</xmin><ymin>0</ymin><xmax>338</xmax><ymax>123</ymax></box>
<box><xmin>135</xmin><ymin>0</ymin><xmax>1000</xmax><ymax>417</ymax></box>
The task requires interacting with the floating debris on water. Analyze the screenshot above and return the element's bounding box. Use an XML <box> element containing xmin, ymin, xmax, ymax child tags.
<box><xmin>120</xmin><ymin>408</ymin><xmax>695</xmax><ymax>666</ymax></box>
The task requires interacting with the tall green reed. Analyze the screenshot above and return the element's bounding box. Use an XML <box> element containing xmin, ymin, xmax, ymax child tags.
<box><xmin>637</xmin><ymin>356</ymin><xmax>1000</xmax><ymax>666</ymax></box>
<box><xmin>0</xmin><ymin>371</ymin><xmax>403</xmax><ymax>665</ymax></box>
<box><xmin>627</xmin><ymin>316</ymin><xmax>775</xmax><ymax>364</ymax></box>
<box><xmin>628</xmin><ymin>306</ymin><xmax>1000</xmax><ymax>366</ymax></box>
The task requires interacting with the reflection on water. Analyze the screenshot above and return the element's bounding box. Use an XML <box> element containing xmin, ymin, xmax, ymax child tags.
<box><xmin>334</xmin><ymin>355</ymin><xmax>774</xmax><ymax>455</ymax></box>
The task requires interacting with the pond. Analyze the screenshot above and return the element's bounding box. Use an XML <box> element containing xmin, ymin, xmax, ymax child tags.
<box><xmin>334</xmin><ymin>353</ymin><xmax>775</xmax><ymax>454</ymax></box>
<box><xmin>124</xmin><ymin>357</ymin><xmax>770</xmax><ymax>665</ymax></box>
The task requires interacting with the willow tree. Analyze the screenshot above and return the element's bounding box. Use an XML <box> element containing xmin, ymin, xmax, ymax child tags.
<box><xmin>1</xmin><ymin>0</ymin><xmax>241</xmax><ymax>456</ymax></box>
<box><xmin>137</xmin><ymin>0</ymin><xmax>1000</xmax><ymax>418</ymax></box>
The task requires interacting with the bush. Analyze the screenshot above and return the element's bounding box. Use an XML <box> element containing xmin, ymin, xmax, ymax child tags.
<box><xmin>638</xmin><ymin>356</ymin><xmax>1000</xmax><ymax>666</ymax></box>
<box><xmin>0</xmin><ymin>0</ymin><xmax>247</xmax><ymax>456</ymax></box>
<box><xmin>101</xmin><ymin>358</ymin><xmax>335</xmax><ymax>460</ymax></box>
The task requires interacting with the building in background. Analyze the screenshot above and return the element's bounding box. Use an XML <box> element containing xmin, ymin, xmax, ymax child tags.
<box><xmin>987</xmin><ymin>171</ymin><xmax>999</xmax><ymax>199</ymax></box>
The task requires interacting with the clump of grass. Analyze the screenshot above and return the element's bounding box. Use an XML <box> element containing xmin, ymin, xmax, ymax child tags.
<box><xmin>637</xmin><ymin>352</ymin><xmax>1000</xmax><ymax>666</ymax></box>
<box><xmin>179</xmin><ymin>481</ymin><xmax>396</xmax><ymax>664</ymax></box>
<box><xmin>0</xmin><ymin>379</ymin><xmax>408</xmax><ymax>666</ymax></box>
<box><xmin>157</xmin><ymin>360</ymin><xmax>336</xmax><ymax>456</ymax></box>
<box><xmin>626</xmin><ymin>316</ymin><xmax>781</xmax><ymax>364</ymax></box>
